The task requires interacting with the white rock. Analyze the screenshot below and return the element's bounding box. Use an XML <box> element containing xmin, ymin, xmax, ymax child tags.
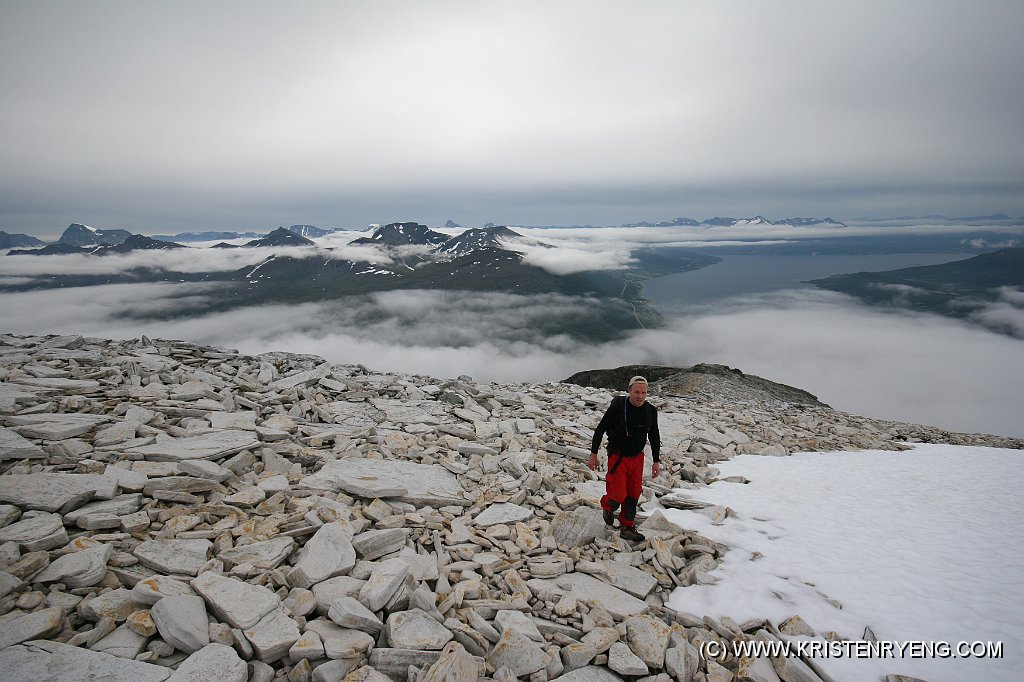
<box><xmin>151</xmin><ymin>594</ymin><xmax>210</xmax><ymax>654</ymax></box>
<box><xmin>242</xmin><ymin>608</ymin><xmax>300</xmax><ymax>662</ymax></box>
<box><xmin>166</xmin><ymin>643</ymin><xmax>248</xmax><ymax>682</ymax></box>
<box><xmin>0</xmin><ymin>639</ymin><xmax>171</xmax><ymax>682</ymax></box>
<box><xmin>190</xmin><ymin>571</ymin><xmax>280</xmax><ymax>629</ymax></box>
<box><xmin>486</xmin><ymin>627</ymin><xmax>548</xmax><ymax>678</ymax></box>
<box><xmin>287</xmin><ymin>522</ymin><xmax>356</xmax><ymax>589</ymax></box>
<box><xmin>472</xmin><ymin>503</ymin><xmax>532</xmax><ymax>527</ymax></box>
<box><xmin>358</xmin><ymin>557</ymin><xmax>410</xmax><ymax>612</ymax></box>
<box><xmin>131</xmin><ymin>575</ymin><xmax>196</xmax><ymax>605</ymax></box>
<box><xmin>34</xmin><ymin>543</ymin><xmax>113</xmax><ymax>588</ymax></box>
<box><xmin>304</xmin><ymin>618</ymin><xmax>375</xmax><ymax>659</ymax></box>
<box><xmin>0</xmin><ymin>606</ymin><xmax>64</xmax><ymax>649</ymax></box>
<box><xmin>608</xmin><ymin>642</ymin><xmax>649</xmax><ymax>676</ymax></box>
<box><xmin>386</xmin><ymin>608</ymin><xmax>453</xmax><ymax>650</ymax></box>
<box><xmin>327</xmin><ymin>596</ymin><xmax>383</xmax><ymax>632</ymax></box>
<box><xmin>135</xmin><ymin>538</ymin><xmax>212</xmax><ymax>576</ymax></box>
<box><xmin>0</xmin><ymin>473</ymin><xmax>117</xmax><ymax>513</ymax></box>
<box><xmin>0</xmin><ymin>512</ymin><xmax>68</xmax><ymax>551</ymax></box>
<box><xmin>494</xmin><ymin>609</ymin><xmax>544</xmax><ymax>643</ymax></box>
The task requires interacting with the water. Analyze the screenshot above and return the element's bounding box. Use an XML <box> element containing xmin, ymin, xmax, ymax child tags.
<box><xmin>642</xmin><ymin>252</ymin><xmax>971</xmax><ymax>313</ymax></box>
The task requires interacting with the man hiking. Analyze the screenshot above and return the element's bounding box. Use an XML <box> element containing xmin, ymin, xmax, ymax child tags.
<box><xmin>588</xmin><ymin>375</ymin><xmax>661</xmax><ymax>542</ymax></box>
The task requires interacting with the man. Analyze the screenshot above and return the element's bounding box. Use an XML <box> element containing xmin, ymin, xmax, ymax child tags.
<box><xmin>588</xmin><ymin>375</ymin><xmax>661</xmax><ymax>542</ymax></box>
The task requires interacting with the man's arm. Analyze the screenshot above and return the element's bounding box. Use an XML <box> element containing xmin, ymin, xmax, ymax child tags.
<box><xmin>649</xmin><ymin>405</ymin><xmax>661</xmax><ymax>477</ymax></box>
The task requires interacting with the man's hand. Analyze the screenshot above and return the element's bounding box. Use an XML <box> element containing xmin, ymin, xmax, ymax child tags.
<box><xmin>651</xmin><ymin>462</ymin><xmax>661</xmax><ymax>478</ymax></box>
<box><xmin>587</xmin><ymin>453</ymin><xmax>599</xmax><ymax>471</ymax></box>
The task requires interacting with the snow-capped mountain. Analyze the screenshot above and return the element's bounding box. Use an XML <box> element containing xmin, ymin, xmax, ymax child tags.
<box><xmin>349</xmin><ymin>222</ymin><xmax>448</xmax><ymax>247</ymax></box>
<box><xmin>57</xmin><ymin>223</ymin><xmax>134</xmax><ymax>246</ymax></box>
<box><xmin>243</xmin><ymin>227</ymin><xmax>316</xmax><ymax>247</ymax></box>
<box><xmin>284</xmin><ymin>225</ymin><xmax>332</xmax><ymax>239</ymax></box>
<box><xmin>624</xmin><ymin>216</ymin><xmax>846</xmax><ymax>228</ymax></box>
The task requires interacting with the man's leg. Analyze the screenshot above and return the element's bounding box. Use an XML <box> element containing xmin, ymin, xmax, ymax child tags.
<box><xmin>601</xmin><ymin>453</ymin><xmax>626</xmax><ymax>525</ymax></box>
<box><xmin>619</xmin><ymin>456</ymin><xmax>646</xmax><ymax>542</ymax></box>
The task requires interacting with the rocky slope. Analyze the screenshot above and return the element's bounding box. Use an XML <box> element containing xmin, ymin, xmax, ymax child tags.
<box><xmin>0</xmin><ymin>333</ymin><xmax>1018</xmax><ymax>682</ymax></box>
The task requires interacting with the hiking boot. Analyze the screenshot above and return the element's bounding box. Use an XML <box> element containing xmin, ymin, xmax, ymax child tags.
<box><xmin>603</xmin><ymin>509</ymin><xmax>615</xmax><ymax>527</ymax></box>
<box><xmin>619</xmin><ymin>527</ymin><xmax>646</xmax><ymax>542</ymax></box>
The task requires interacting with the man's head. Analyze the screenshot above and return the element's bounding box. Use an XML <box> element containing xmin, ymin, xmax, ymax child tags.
<box><xmin>627</xmin><ymin>375</ymin><xmax>648</xmax><ymax>407</ymax></box>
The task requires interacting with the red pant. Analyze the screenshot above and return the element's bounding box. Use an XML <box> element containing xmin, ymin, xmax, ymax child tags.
<box><xmin>601</xmin><ymin>451</ymin><xmax>644</xmax><ymax>528</ymax></box>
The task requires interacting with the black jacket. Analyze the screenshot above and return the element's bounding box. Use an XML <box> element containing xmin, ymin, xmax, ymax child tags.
<box><xmin>591</xmin><ymin>395</ymin><xmax>660</xmax><ymax>461</ymax></box>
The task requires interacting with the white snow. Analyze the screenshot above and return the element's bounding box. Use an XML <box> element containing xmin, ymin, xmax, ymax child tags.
<box><xmin>659</xmin><ymin>444</ymin><xmax>1022</xmax><ymax>682</ymax></box>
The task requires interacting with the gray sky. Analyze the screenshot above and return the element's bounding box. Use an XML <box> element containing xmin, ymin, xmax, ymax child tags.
<box><xmin>2</xmin><ymin>0</ymin><xmax>1023</xmax><ymax>238</ymax></box>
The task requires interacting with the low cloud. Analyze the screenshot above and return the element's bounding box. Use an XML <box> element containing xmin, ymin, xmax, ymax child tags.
<box><xmin>508</xmin><ymin>240</ymin><xmax>634</xmax><ymax>274</ymax></box>
<box><xmin>1</xmin><ymin>285</ymin><xmax>1021</xmax><ymax>438</ymax></box>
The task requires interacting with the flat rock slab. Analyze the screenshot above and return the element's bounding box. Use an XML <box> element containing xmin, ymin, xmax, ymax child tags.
<box><xmin>0</xmin><ymin>427</ymin><xmax>46</xmax><ymax>460</ymax></box>
<box><xmin>301</xmin><ymin>459</ymin><xmax>467</xmax><ymax>507</ymax></box>
<box><xmin>132</xmin><ymin>575</ymin><xmax>197</xmax><ymax>605</ymax></box>
<box><xmin>0</xmin><ymin>640</ymin><xmax>171</xmax><ymax>682</ymax></box>
<box><xmin>64</xmin><ymin>494</ymin><xmax>144</xmax><ymax>525</ymax></box>
<box><xmin>351</xmin><ymin>528</ymin><xmax>408</xmax><ymax>561</ymax></box>
<box><xmin>34</xmin><ymin>543</ymin><xmax>113</xmax><ymax>588</ymax></box>
<box><xmin>91</xmin><ymin>624</ymin><xmax>150</xmax><ymax>660</ymax></box>
<box><xmin>134</xmin><ymin>539</ymin><xmax>212</xmax><ymax>576</ymax></box>
<box><xmin>0</xmin><ymin>512</ymin><xmax>68</xmax><ymax>551</ymax></box>
<box><xmin>359</xmin><ymin>557</ymin><xmax>410</xmax><ymax>612</ymax></box>
<box><xmin>269</xmin><ymin>363</ymin><xmax>331</xmax><ymax>391</ymax></box>
<box><xmin>208</xmin><ymin>411</ymin><xmax>257</xmax><ymax>431</ymax></box>
<box><xmin>166</xmin><ymin>643</ymin><xmax>248</xmax><ymax>682</ymax></box>
<box><xmin>152</xmin><ymin>594</ymin><xmax>210</xmax><ymax>654</ymax></box>
<box><xmin>325</xmin><ymin>402</ymin><xmax>384</xmax><ymax>434</ymax></box>
<box><xmin>191</xmin><ymin>571</ymin><xmax>280</xmax><ymax>629</ymax></box>
<box><xmin>10</xmin><ymin>377</ymin><xmax>101</xmax><ymax>394</ymax></box>
<box><xmin>243</xmin><ymin>608</ymin><xmax>300</xmax><ymax>662</ymax></box>
<box><xmin>580</xmin><ymin>560</ymin><xmax>658</xmax><ymax>600</ymax></box>
<box><xmin>127</xmin><ymin>430</ymin><xmax>260</xmax><ymax>462</ymax></box>
<box><xmin>0</xmin><ymin>607</ymin><xmax>64</xmax><ymax>649</ymax></box>
<box><xmin>526</xmin><ymin>573</ymin><xmax>649</xmax><ymax>620</ymax></box>
<box><xmin>287</xmin><ymin>523</ymin><xmax>356</xmax><ymax>589</ymax></box>
<box><xmin>0</xmin><ymin>473</ymin><xmax>117</xmax><ymax>513</ymax></box>
<box><xmin>472</xmin><ymin>502</ymin><xmax>532</xmax><ymax>527</ymax></box>
<box><xmin>0</xmin><ymin>383</ymin><xmax>40</xmax><ymax>404</ymax></box>
<box><xmin>370</xmin><ymin>399</ymin><xmax>446</xmax><ymax>425</ymax></box>
<box><xmin>550</xmin><ymin>665</ymin><xmax>625</xmax><ymax>681</ymax></box>
<box><xmin>217</xmin><ymin>536</ymin><xmax>295</xmax><ymax>570</ymax></box>
<box><xmin>386</xmin><ymin>608</ymin><xmax>453</xmax><ymax>650</ymax></box>
<box><xmin>305</xmin><ymin>619</ymin><xmax>375</xmax><ymax>659</ymax></box>
<box><xmin>549</xmin><ymin>507</ymin><xmax>606</xmax><ymax>549</ymax></box>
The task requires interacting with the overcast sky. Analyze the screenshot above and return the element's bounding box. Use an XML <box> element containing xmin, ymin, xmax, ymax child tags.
<box><xmin>2</xmin><ymin>0</ymin><xmax>1023</xmax><ymax>238</ymax></box>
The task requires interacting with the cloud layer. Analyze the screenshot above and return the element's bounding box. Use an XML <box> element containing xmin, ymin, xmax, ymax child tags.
<box><xmin>2</xmin><ymin>1</ymin><xmax>1022</xmax><ymax>234</ymax></box>
<box><xmin>2</xmin><ymin>283</ymin><xmax>1021</xmax><ymax>437</ymax></box>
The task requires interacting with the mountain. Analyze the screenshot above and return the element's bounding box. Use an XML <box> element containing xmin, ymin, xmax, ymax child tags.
<box><xmin>101</xmin><ymin>234</ymin><xmax>187</xmax><ymax>252</ymax></box>
<box><xmin>0</xmin><ymin>231</ymin><xmax>46</xmax><ymax>249</ymax></box>
<box><xmin>243</xmin><ymin>227</ymin><xmax>316</xmax><ymax>247</ymax></box>
<box><xmin>285</xmin><ymin>225</ymin><xmax>331</xmax><ymax>239</ymax></box>
<box><xmin>443</xmin><ymin>219</ymin><xmax>461</xmax><ymax>228</ymax></box>
<box><xmin>8</xmin><ymin>243</ymin><xmax>89</xmax><ymax>256</ymax></box>
<box><xmin>57</xmin><ymin>223</ymin><xmax>133</xmax><ymax>246</ymax></box>
<box><xmin>433</xmin><ymin>225</ymin><xmax>538</xmax><ymax>258</ymax></box>
<box><xmin>349</xmin><ymin>222</ymin><xmax>448</xmax><ymax>247</ymax></box>
<box><xmin>2</xmin><ymin>220</ymin><xmax>719</xmax><ymax>342</ymax></box>
<box><xmin>622</xmin><ymin>217</ymin><xmax>702</xmax><ymax>228</ymax></box>
<box><xmin>9</xmin><ymin>233</ymin><xmax>187</xmax><ymax>256</ymax></box>
<box><xmin>622</xmin><ymin>216</ymin><xmax>845</xmax><ymax>228</ymax></box>
<box><xmin>152</xmin><ymin>230</ymin><xmax>265</xmax><ymax>242</ymax></box>
<box><xmin>809</xmin><ymin>247</ymin><xmax>1024</xmax><ymax>337</ymax></box>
